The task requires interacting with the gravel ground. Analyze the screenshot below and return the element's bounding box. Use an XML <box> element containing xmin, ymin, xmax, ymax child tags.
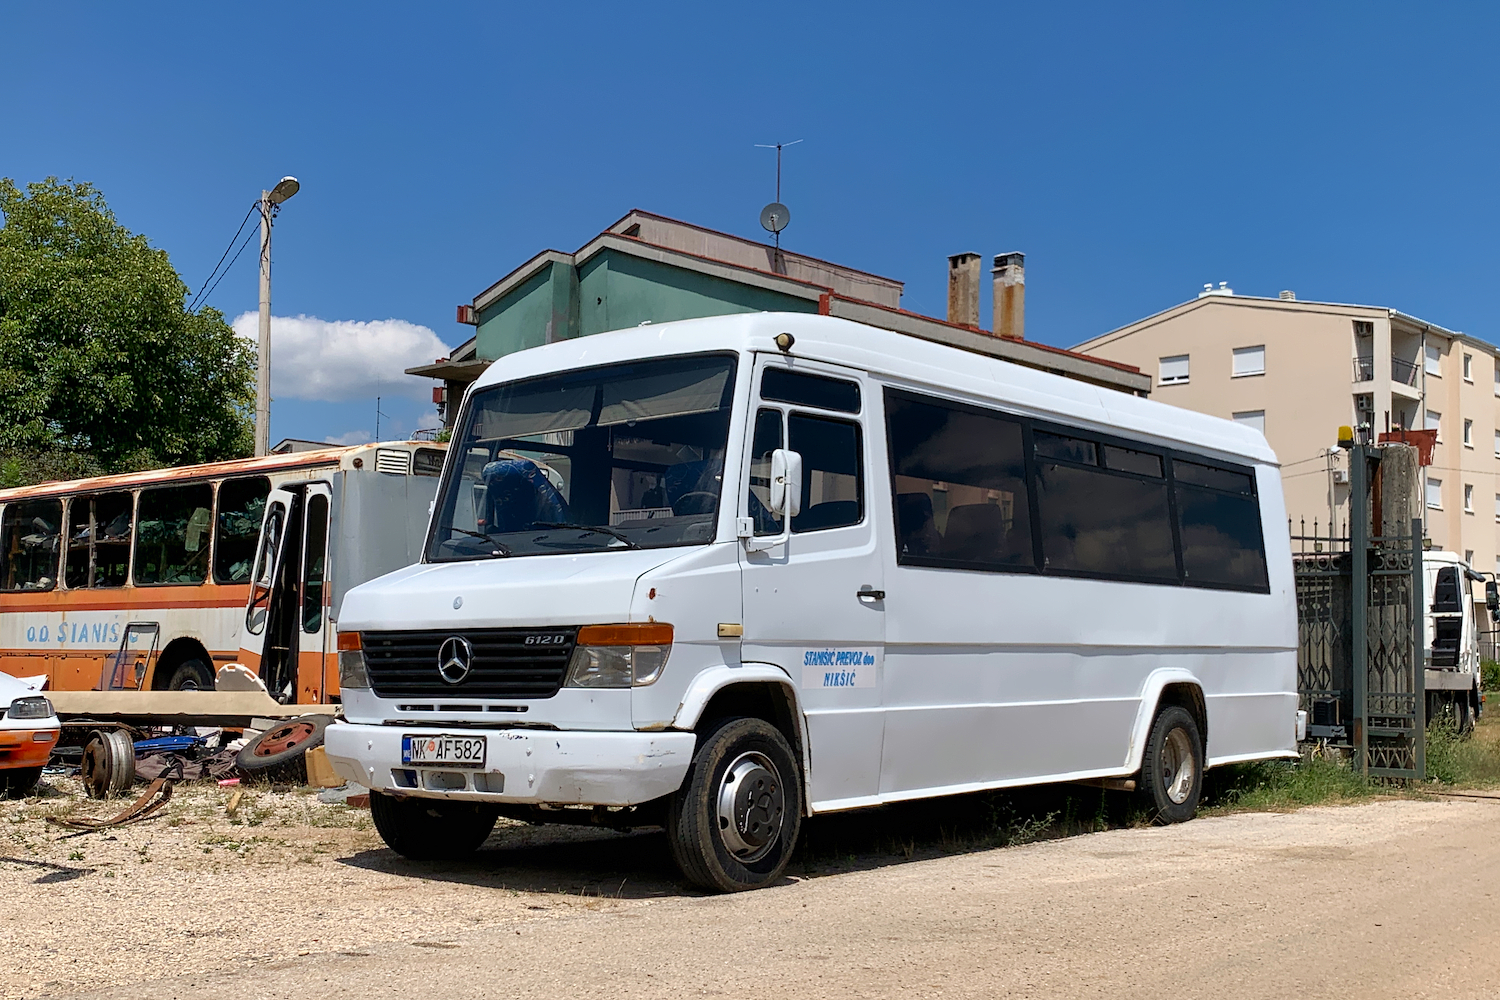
<box><xmin>6</xmin><ymin>777</ymin><xmax>1500</xmax><ymax>999</ymax></box>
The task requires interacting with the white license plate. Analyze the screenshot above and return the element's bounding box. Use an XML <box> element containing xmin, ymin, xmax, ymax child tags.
<box><xmin>401</xmin><ymin>734</ymin><xmax>486</xmax><ymax>767</ymax></box>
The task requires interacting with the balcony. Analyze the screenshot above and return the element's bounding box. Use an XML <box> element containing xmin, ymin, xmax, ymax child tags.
<box><xmin>1391</xmin><ymin>356</ymin><xmax>1420</xmax><ymax>387</ymax></box>
<box><xmin>1354</xmin><ymin>356</ymin><xmax>1374</xmax><ymax>382</ymax></box>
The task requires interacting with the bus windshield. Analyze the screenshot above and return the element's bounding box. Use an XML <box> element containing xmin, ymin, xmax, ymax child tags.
<box><xmin>428</xmin><ymin>353</ymin><xmax>738</xmax><ymax>561</ymax></box>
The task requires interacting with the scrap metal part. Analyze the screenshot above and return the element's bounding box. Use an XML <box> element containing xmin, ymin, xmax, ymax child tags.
<box><xmin>79</xmin><ymin>729</ymin><xmax>136</xmax><ymax>799</ymax></box>
<box><xmin>47</xmin><ymin>777</ymin><xmax>174</xmax><ymax>830</ymax></box>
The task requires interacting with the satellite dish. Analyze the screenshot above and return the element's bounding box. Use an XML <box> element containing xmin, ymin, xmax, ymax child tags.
<box><xmin>760</xmin><ymin>202</ymin><xmax>791</xmax><ymax>234</ymax></box>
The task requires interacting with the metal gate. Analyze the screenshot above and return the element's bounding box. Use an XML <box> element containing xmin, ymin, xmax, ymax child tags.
<box><xmin>1293</xmin><ymin>444</ymin><xmax>1425</xmax><ymax>779</ymax></box>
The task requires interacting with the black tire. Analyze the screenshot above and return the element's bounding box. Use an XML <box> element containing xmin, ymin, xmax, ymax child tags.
<box><xmin>369</xmin><ymin>790</ymin><xmax>498</xmax><ymax>861</ymax></box>
<box><xmin>1139</xmin><ymin>705</ymin><xmax>1204</xmax><ymax>824</ymax></box>
<box><xmin>2</xmin><ymin>767</ymin><xmax>43</xmax><ymax>799</ymax></box>
<box><xmin>667</xmin><ymin>716</ymin><xmax>803</xmax><ymax>892</ymax></box>
<box><xmin>236</xmin><ymin>715</ymin><xmax>330</xmax><ymax>782</ymax></box>
<box><xmin>166</xmin><ymin>658</ymin><xmax>215</xmax><ymax>692</ymax></box>
<box><xmin>1456</xmin><ymin>694</ymin><xmax>1475</xmax><ymax>738</ymax></box>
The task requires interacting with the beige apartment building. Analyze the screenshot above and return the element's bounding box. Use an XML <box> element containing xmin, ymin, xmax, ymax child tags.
<box><xmin>1076</xmin><ymin>288</ymin><xmax>1500</xmax><ymax>572</ymax></box>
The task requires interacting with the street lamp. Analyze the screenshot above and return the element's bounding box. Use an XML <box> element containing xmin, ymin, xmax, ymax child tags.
<box><xmin>255</xmin><ymin>175</ymin><xmax>300</xmax><ymax>457</ymax></box>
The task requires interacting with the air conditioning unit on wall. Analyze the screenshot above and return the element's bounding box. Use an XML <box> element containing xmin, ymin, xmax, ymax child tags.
<box><xmin>1333</xmin><ymin>469</ymin><xmax>1350</xmax><ymax>484</ymax></box>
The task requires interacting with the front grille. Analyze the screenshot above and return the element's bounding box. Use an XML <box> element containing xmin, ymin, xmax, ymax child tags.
<box><xmin>361</xmin><ymin>627</ymin><xmax>578</xmax><ymax>699</ymax></box>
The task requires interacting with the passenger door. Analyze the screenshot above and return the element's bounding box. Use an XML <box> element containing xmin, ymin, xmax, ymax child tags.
<box><xmin>295</xmin><ymin>484</ymin><xmax>332</xmax><ymax>703</ymax></box>
<box><xmin>738</xmin><ymin>355</ymin><xmax>886</xmax><ymax>809</ymax></box>
<box><xmin>241</xmin><ymin>487</ymin><xmax>302</xmax><ymax>702</ymax></box>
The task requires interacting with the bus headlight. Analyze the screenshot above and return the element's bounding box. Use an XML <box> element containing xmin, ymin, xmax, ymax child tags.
<box><xmin>337</xmin><ymin>631</ymin><xmax>370</xmax><ymax>690</ymax></box>
<box><xmin>5</xmin><ymin>696</ymin><xmax>54</xmax><ymax>720</ymax></box>
<box><xmin>565</xmin><ymin>624</ymin><xmax>673</xmax><ymax>688</ymax></box>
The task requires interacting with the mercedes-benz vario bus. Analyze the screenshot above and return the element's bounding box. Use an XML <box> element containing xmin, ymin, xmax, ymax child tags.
<box><xmin>325</xmin><ymin>313</ymin><xmax>1298</xmax><ymax>891</ymax></box>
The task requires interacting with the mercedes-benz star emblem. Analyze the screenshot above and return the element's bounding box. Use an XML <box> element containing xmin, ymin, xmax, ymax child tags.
<box><xmin>437</xmin><ymin>636</ymin><xmax>473</xmax><ymax>685</ymax></box>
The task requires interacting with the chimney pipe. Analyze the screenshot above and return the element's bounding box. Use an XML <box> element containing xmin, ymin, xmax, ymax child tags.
<box><xmin>992</xmin><ymin>252</ymin><xmax>1025</xmax><ymax>340</ymax></box>
<box><xmin>947</xmin><ymin>253</ymin><xmax>982</xmax><ymax>329</ymax></box>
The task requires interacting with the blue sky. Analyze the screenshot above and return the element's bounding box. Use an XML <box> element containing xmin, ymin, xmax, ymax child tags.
<box><xmin>4</xmin><ymin>3</ymin><xmax>1497</xmax><ymax>445</ymax></box>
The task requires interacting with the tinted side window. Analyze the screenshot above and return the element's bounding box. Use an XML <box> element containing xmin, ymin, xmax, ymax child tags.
<box><xmin>1</xmin><ymin>499</ymin><xmax>62</xmax><ymax>592</ymax></box>
<box><xmin>302</xmin><ymin>493</ymin><xmax>329</xmax><ymax>633</ymax></box>
<box><xmin>886</xmin><ymin>392</ymin><xmax>1034</xmax><ymax>570</ymax></box>
<box><xmin>790</xmin><ymin>414</ymin><xmax>863</xmax><ymax>532</ymax></box>
<box><xmin>1035</xmin><ymin>461</ymin><xmax>1177</xmax><ymax>581</ymax></box>
<box><xmin>747</xmin><ymin>408</ymin><xmax>784</xmax><ymax>536</ymax></box>
<box><xmin>66</xmin><ymin>493</ymin><xmax>133</xmax><ymax>588</ymax></box>
<box><xmin>413</xmin><ymin>448</ymin><xmax>445</xmax><ymax>477</ymax></box>
<box><xmin>761</xmin><ymin>368</ymin><xmax>861</xmax><ymax>413</ymax></box>
<box><xmin>1173</xmin><ymin>461</ymin><xmax>1268</xmax><ymax>591</ymax></box>
<box><xmin>134</xmin><ymin>483</ymin><xmax>214</xmax><ymax>585</ymax></box>
<box><xmin>214</xmin><ymin>477</ymin><xmax>271</xmax><ymax>584</ymax></box>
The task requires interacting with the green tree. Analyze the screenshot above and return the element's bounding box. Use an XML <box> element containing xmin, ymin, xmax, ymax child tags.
<box><xmin>0</xmin><ymin>177</ymin><xmax>254</xmax><ymax>485</ymax></box>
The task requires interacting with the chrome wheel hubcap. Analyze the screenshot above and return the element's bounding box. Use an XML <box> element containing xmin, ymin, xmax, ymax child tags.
<box><xmin>716</xmin><ymin>751</ymin><xmax>785</xmax><ymax>863</ymax></box>
<box><xmin>1162</xmin><ymin>727</ymin><xmax>1196</xmax><ymax>804</ymax></box>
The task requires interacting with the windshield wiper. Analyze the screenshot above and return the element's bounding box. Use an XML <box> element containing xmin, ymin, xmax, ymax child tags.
<box><xmin>529</xmin><ymin>521</ymin><xmax>641</xmax><ymax>549</ymax></box>
<box><xmin>447</xmin><ymin>527</ymin><xmax>511</xmax><ymax>556</ymax></box>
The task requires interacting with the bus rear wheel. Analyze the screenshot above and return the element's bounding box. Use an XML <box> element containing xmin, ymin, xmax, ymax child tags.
<box><xmin>1140</xmin><ymin>705</ymin><xmax>1203</xmax><ymax>824</ymax></box>
<box><xmin>668</xmin><ymin>717</ymin><xmax>802</xmax><ymax>892</ymax></box>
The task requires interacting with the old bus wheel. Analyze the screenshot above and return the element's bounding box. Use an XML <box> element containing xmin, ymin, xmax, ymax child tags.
<box><xmin>668</xmin><ymin>717</ymin><xmax>802</xmax><ymax>892</ymax></box>
<box><xmin>1140</xmin><ymin>705</ymin><xmax>1203</xmax><ymax>824</ymax></box>
<box><xmin>167</xmin><ymin>658</ymin><xmax>215</xmax><ymax>691</ymax></box>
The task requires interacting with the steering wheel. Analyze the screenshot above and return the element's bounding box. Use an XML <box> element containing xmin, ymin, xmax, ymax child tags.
<box><xmin>672</xmin><ymin>492</ymin><xmax>719</xmax><ymax>516</ymax></box>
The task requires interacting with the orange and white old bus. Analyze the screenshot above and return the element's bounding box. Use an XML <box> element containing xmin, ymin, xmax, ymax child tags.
<box><xmin>0</xmin><ymin>441</ymin><xmax>445</xmax><ymax>705</ymax></box>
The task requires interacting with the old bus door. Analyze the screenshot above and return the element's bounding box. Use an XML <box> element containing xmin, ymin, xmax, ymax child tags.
<box><xmin>242</xmin><ymin>487</ymin><xmax>302</xmax><ymax>703</ymax></box>
<box><xmin>738</xmin><ymin>354</ymin><xmax>886</xmax><ymax>808</ymax></box>
<box><xmin>296</xmin><ymin>484</ymin><xmax>332</xmax><ymax>703</ymax></box>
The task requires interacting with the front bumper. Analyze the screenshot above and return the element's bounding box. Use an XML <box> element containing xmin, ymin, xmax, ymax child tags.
<box><xmin>0</xmin><ymin>728</ymin><xmax>58</xmax><ymax>770</ymax></box>
<box><xmin>324</xmin><ymin>723</ymin><xmax>696</xmax><ymax>806</ymax></box>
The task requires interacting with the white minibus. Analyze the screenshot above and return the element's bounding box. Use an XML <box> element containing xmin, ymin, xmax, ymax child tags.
<box><xmin>325</xmin><ymin>312</ymin><xmax>1298</xmax><ymax>891</ymax></box>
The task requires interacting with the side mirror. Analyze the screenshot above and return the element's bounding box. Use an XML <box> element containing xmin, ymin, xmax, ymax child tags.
<box><xmin>768</xmin><ymin>448</ymin><xmax>803</xmax><ymax>520</ymax></box>
<box><xmin>1487</xmin><ymin>580</ymin><xmax>1498</xmax><ymax>621</ymax></box>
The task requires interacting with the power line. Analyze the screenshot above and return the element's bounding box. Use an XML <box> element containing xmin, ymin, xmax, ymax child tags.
<box><xmin>194</xmin><ymin>224</ymin><xmax>260</xmax><ymax>310</ymax></box>
<box><xmin>189</xmin><ymin>201</ymin><xmax>260</xmax><ymax>312</ymax></box>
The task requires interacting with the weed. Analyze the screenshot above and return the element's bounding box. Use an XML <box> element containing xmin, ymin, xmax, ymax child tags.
<box><xmin>1482</xmin><ymin>659</ymin><xmax>1500</xmax><ymax>693</ymax></box>
<box><xmin>1425</xmin><ymin>716</ymin><xmax>1500</xmax><ymax>787</ymax></box>
<box><xmin>1202</xmin><ymin>751</ymin><xmax>1373</xmax><ymax>813</ymax></box>
<box><xmin>67</xmin><ymin>850</ymin><xmax>84</xmax><ymax>862</ymax></box>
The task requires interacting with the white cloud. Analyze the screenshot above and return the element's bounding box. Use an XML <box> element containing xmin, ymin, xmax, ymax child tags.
<box><xmin>233</xmin><ymin>313</ymin><xmax>453</xmax><ymax>403</ymax></box>
<box><xmin>323</xmin><ymin>429</ymin><xmax>373</xmax><ymax>446</ymax></box>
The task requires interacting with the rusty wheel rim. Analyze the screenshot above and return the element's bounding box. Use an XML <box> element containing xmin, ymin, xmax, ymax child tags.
<box><xmin>252</xmin><ymin>721</ymin><xmax>316</xmax><ymax>758</ymax></box>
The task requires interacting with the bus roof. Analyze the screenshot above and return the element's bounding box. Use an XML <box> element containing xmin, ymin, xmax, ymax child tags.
<box><xmin>468</xmin><ymin>312</ymin><xmax>1280</xmax><ymax>468</ymax></box>
<box><xmin>0</xmin><ymin>440</ymin><xmax>441</xmax><ymax>502</ymax></box>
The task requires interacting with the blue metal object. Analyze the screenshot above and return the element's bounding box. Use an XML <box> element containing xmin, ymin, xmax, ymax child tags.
<box><xmin>133</xmin><ymin>735</ymin><xmax>205</xmax><ymax>754</ymax></box>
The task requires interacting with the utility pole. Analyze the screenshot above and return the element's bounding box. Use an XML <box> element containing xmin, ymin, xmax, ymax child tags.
<box><xmin>254</xmin><ymin>176</ymin><xmax>301</xmax><ymax>457</ymax></box>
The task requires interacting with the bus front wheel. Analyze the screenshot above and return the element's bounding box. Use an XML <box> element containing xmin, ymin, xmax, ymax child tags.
<box><xmin>1140</xmin><ymin>705</ymin><xmax>1203</xmax><ymax>824</ymax></box>
<box><xmin>668</xmin><ymin>716</ymin><xmax>803</xmax><ymax>892</ymax></box>
<box><xmin>166</xmin><ymin>658</ymin><xmax>215</xmax><ymax>691</ymax></box>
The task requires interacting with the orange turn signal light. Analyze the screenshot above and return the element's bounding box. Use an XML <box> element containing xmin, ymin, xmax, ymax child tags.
<box><xmin>336</xmin><ymin>631</ymin><xmax>363</xmax><ymax>652</ymax></box>
<box><xmin>576</xmin><ymin>623</ymin><xmax>674</xmax><ymax>646</ymax></box>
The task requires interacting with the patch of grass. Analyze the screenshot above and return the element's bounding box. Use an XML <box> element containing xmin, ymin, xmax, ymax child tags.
<box><xmin>1202</xmin><ymin>751</ymin><xmax>1374</xmax><ymax>813</ymax></box>
<box><xmin>1425</xmin><ymin>716</ymin><xmax>1500</xmax><ymax>787</ymax></box>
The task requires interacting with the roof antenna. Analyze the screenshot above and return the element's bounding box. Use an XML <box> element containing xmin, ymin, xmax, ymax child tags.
<box><xmin>755</xmin><ymin>139</ymin><xmax>801</xmax><ymax>257</ymax></box>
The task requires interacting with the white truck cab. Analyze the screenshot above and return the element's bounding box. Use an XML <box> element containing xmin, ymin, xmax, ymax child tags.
<box><xmin>325</xmin><ymin>312</ymin><xmax>1298</xmax><ymax>891</ymax></box>
<box><xmin>1423</xmin><ymin>550</ymin><xmax>1491</xmax><ymax>734</ymax></box>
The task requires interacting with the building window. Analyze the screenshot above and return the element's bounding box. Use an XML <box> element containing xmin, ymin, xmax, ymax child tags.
<box><xmin>1232</xmin><ymin>410</ymin><xmax>1266</xmax><ymax>435</ymax></box>
<box><xmin>1427</xmin><ymin>410</ymin><xmax>1442</xmax><ymax>441</ymax></box>
<box><xmin>1353</xmin><ymin>320</ymin><xmax>1374</xmax><ymax>338</ymax></box>
<box><xmin>1158</xmin><ymin>355</ymin><xmax>1189</xmax><ymax>385</ymax></box>
<box><xmin>1426</xmin><ymin>344</ymin><xmax>1442</xmax><ymax>376</ymax></box>
<box><xmin>1427</xmin><ymin>477</ymin><xmax>1443</xmax><ymax>510</ymax></box>
<box><xmin>1464</xmin><ymin>484</ymin><xmax>1474</xmax><ymax>512</ymax></box>
<box><xmin>1464</xmin><ymin>418</ymin><xmax>1474</xmax><ymax>448</ymax></box>
<box><xmin>1231</xmin><ymin>345</ymin><xmax>1266</xmax><ymax>378</ymax></box>
<box><xmin>1465</xmin><ymin>549</ymin><xmax>1475</xmax><ymax>565</ymax></box>
<box><xmin>1494</xmin><ymin>493</ymin><xmax>1500</xmax><ymax>521</ymax></box>
<box><xmin>1494</xmin><ymin>362</ymin><xmax>1499</xmax><ymax>396</ymax></box>
<box><xmin>1464</xmin><ymin>353</ymin><xmax>1474</xmax><ymax>381</ymax></box>
<box><xmin>1494</xmin><ymin>429</ymin><xmax>1499</xmax><ymax>457</ymax></box>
